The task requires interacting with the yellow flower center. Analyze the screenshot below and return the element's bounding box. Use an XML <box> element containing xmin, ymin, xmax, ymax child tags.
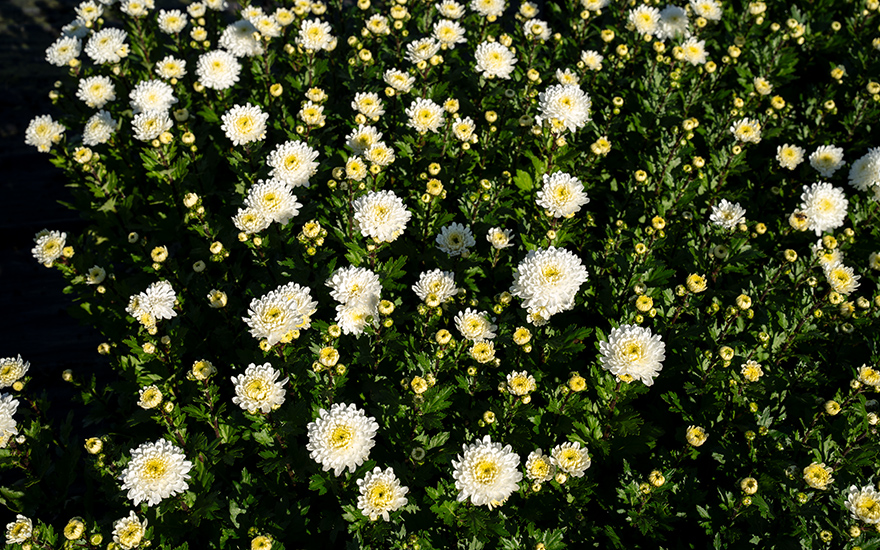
<box><xmin>244</xmin><ymin>378</ymin><xmax>269</xmax><ymax>401</ymax></box>
<box><xmin>141</xmin><ymin>457</ymin><xmax>168</xmax><ymax>480</ymax></box>
<box><xmin>541</xmin><ymin>264</ymin><xmax>561</xmax><ymax>282</ymax></box>
<box><xmin>530</xmin><ymin>458</ymin><xmax>550</xmax><ymax>477</ymax></box>
<box><xmin>857</xmin><ymin>496</ymin><xmax>880</xmax><ymax>521</ymax></box>
<box><xmin>622</xmin><ymin>341</ymin><xmax>645</xmax><ymax>363</ymax></box>
<box><xmin>329</xmin><ymin>424</ymin><xmax>353</xmax><ymax>449</ymax></box>
<box><xmin>473</xmin><ymin>458</ymin><xmax>499</xmax><ymax>484</ymax></box>
<box><xmin>367</xmin><ymin>480</ymin><xmax>394</xmax><ymax>508</ymax></box>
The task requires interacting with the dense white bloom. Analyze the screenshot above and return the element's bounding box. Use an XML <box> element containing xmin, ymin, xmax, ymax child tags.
<box><xmin>266</xmin><ymin>141</ymin><xmax>320</xmax><ymax>188</ymax></box>
<box><xmin>754</xmin><ymin>76</ymin><xmax>773</xmax><ymax>95</ymax></box>
<box><xmin>809</xmin><ymin>145</ymin><xmax>846</xmax><ymax>178</ymax></box>
<box><xmin>537</xmin><ymin>84</ymin><xmax>591</xmax><ymax>133</ymax></box>
<box><xmin>506</xmin><ymin>371</ymin><xmax>536</xmax><ymax>395</ymax></box>
<box><xmin>470</xmin><ymin>0</ymin><xmax>505</xmax><ymax>17</ymax></box>
<box><xmin>157</xmin><ymin>9</ymin><xmax>187</xmax><ymax>33</ymax></box>
<box><xmin>365</xmin><ymin>142</ymin><xmax>396</xmax><ymax>166</ymax></box>
<box><xmin>352</xmin><ymin>190</ymin><xmax>412</xmax><ymax>242</ymax></box>
<box><xmin>0</xmin><ymin>394</ymin><xmax>19</xmax><ymax>449</ymax></box>
<box><xmin>129</xmin><ymin>79</ymin><xmax>177</xmax><ymax>114</ymax></box>
<box><xmin>406</xmin><ymin>37</ymin><xmax>441</xmax><ymax>63</ymax></box>
<box><xmin>599</xmin><ymin>324</ymin><xmax>666</xmax><ymax>386</ymax></box>
<box><xmin>120</xmin><ymin>439</ymin><xmax>192</xmax><ymax>506</ymax></box>
<box><xmin>524</xmin><ymin>449</ymin><xmax>555</xmax><ymax>482</ymax></box>
<box><xmin>274</xmin><ymin>281</ymin><xmax>319</xmax><ymax>329</ymax></box>
<box><xmin>848</xmin><ymin>147</ymin><xmax>880</xmax><ymax>192</ymax></box>
<box><xmin>231</xmin><ymin>363</ymin><xmax>288</xmax><ymax>413</ymax></box>
<box><xmin>365</xmin><ymin>14</ymin><xmax>390</xmax><ymax>35</ymax></box>
<box><xmin>219</xmin><ymin>20</ymin><xmax>264</xmax><ymax>57</ymax></box>
<box><xmin>436</xmin><ymin>222</ymin><xmax>475</xmax><ymax>256</ymax></box>
<box><xmin>845</xmin><ymin>485</ymin><xmax>880</xmax><ymax>524</ymax></box>
<box><xmin>777</xmin><ymin>144</ymin><xmax>805</xmax><ymax>170</ymax></box>
<box><xmin>232</xmin><ymin>207</ymin><xmax>271</xmax><ymax>235</ymax></box>
<box><xmin>582</xmin><ymin>0</ymin><xmax>610</xmax><ymax>10</ymax></box>
<box><xmin>690</xmin><ymin>0</ymin><xmax>722</xmax><ymax>20</ymax></box>
<box><xmin>813</xmin><ymin>239</ymin><xmax>843</xmax><ymax>268</ymax></box>
<box><xmin>196</xmin><ymin>50</ymin><xmax>241</xmax><ymax>90</ymax></box>
<box><xmin>709</xmin><ymin>199</ymin><xmax>746</xmax><ymax>229</ymax></box>
<box><xmin>681</xmin><ymin>36</ymin><xmax>708</xmax><ymax>65</ymax></box>
<box><xmin>487</xmin><ymin>227</ymin><xmax>514</xmax><ymax>249</ymax></box>
<box><xmin>0</xmin><ymin>356</ymin><xmax>29</xmax><ymax>388</ymax></box>
<box><xmin>357</xmin><ymin>467</ymin><xmax>409</xmax><ymax>521</ymax></box>
<box><xmin>629</xmin><ymin>5</ymin><xmax>661</xmax><ymax>36</ymax></box>
<box><xmin>346</xmin><ymin>124</ymin><xmax>383</xmax><ymax>155</ymax></box>
<box><xmin>452</xmin><ymin>435</ymin><xmax>522</xmax><ymax>509</ymax></box>
<box><xmin>474</xmin><ymin>41</ymin><xmax>517</xmax><ymax>79</ymax></box>
<box><xmin>31</xmin><ymin>229</ymin><xmax>66</xmax><ymax>266</ymax></box>
<box><xmin>75</xmin><ymin>0</ymin><xmax>103</xmax><ymax>22</ymax></box>
<box><xmin>729</xmin><ymin>117</ymin><xmax>761</xmax><ymax>143</ymax></box>
<box><xmin>25</xmin><ymin>115</ymin><xmax>65</xmax><ymax>153</ymax></box>
<box><xmin>406</xmin><ymin>98</ymin><xmax>445</xmax><ymax>134</ymax></box>
<box><xmin>85</xmin><ymin>28</ymin><xmax>129</xmax><ymax>64</ymax></box>
<box><xmin>335</xmin><ymin>302</ymin><xmax>378</xmax><ymax>336</ymax></box>
<box><xmin>5</xmin><ymin>514</ymin><xmax>31</xmax><ymax>545</ymax></box>
<box><xmin>327</xmin><ymin>266</ymin><xmax>381</xmax><ymax>308</ymax></box>
<box><xmin>824</xmin><ymin>262</ymin><xmax>860</xmax><ymax>295</ymax></box>
<box><xmin>120</xmin><ymin>0</ymin><xmax>152</xmax><ymax>18</ymax></box>
<box><xmin>299</xmin><ymin>100</ymin><xmax>326</xmax><ymax>127</ymax></box>
<box><xmin>111</xmin><ymin>512</ymin><xmax>146</xmax><ymax>550</ymax></box>
<box><xmin>384</xmin><ymin>68</ymin><xmax>415</xmax><ymax>93</ymax></box>
<box><xmin>800</xmin><ymin>182</ymin><xmax>848</xmax><ymax>235</ymax></box>
<box><xmin>132</xmin><ymin>110</ymin><xmax>172</xmax><ymax>142</ymax></box>
<box><xmin>434</xmin><ymin>19</ymin><xmax>466</xmax><ymax>48</ymax></box>
<box><xmin>45</xmin><ymin>36</ymin><xmax>81</xmax><ymax>67</ymax></box>
<box><xmin>581</xmin><ymin>50</ymin><xmax>603</xmax><ymax>71</ymax></box>
<box><xmin>537</xmin><ymin>171</ymin><xmax>589</xmax><ymax>217</ymax></box>
<box><xmin>452</xmin><ymin>117</ymin><xmax>476</xmax><ymax>142</ymax></box>
<box><xmin>221</xmin><ymin>103</ymin><xmax>268</xmax><ymax>146</ymax></box>
<box><xmin>551</xmin><ymin>441</ymin><xmax>591</xmax><ymax>477</ymax></box>
<box><xmin>437</xmin><ymin>0</ymin><xmax>466</xmax><ymax>18</ymax></box>
<box><xmin>297</xmin><ymin>19</ymin><xmax>334</xmax><ymax>51</ymax></box>
<box><xmin>252</xmin><ymin>15</ymin><xmax>281</xmax><ymax>38</ymax></box>
<box><xmin>139</xmin><ymin>281</ymin><xmax>176</xmax><ymax>320</ymax></box>
<box><xmin>154</xmin><ymin>55</ymin><xmax>187</xmax><ymax>79</ymax></box>
<box><xmin>657</xmin><ymin>5</ymin><xmax>690</xmax><ymax>40</ymax></box>
<box><xmin>510</xmin><ymin>247</ymin><xmax>588</xmax><ymax>318</ymax></box>
<box><xmin>352</xmin><ymin>92</ymin><xmax>385</xmax><ymax>119</ymax></box>
<box><xmin>523</xmin><ymin>19</ymin><xmax>551</xmax><ymax>40</ymax></box>
<box><xmin>307</xmin><ymin>403</ymin><xmax>380</xmax><ymax>476</ymax></box>
<box><xmin>244</xmin><ymin>290</ymin><xmax>303</xmax><ymax>345</ymax></box>
<box><xmin>62</xmin><ymin>19</ymin><xmax>89</xmax><ymax>39</ymax></box>
<box><xmin>455</xmin><ymin>308</ymin><xmax>497</xmax><ymax>341</ymax></box>
<box><xmin>412</xmin><ymin>269</ymin><xmax>457</xmax><ymax>303</ymax></box>
<box><xmin>245</xmin><ymin>179</ymin><xmax>302</xmax><ymax>225</ymax></box>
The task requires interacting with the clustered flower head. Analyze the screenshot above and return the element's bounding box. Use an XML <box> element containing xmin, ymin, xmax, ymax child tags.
<box><xmin>243</xmin><ymin>282</ymin><xmax>318</xmax><ymax>345</ymax></box>
<box><xmin>356</xmin><ymin>467</ymin><xmax>409</xmax><ymax>521</ymax></box>
<box><xmin>537</xmin><ymin>171</ymin><xmax>590</xmax><ymax>218</ymax></box>
<box><xmin>536</xmin><ymin>84</ymin><xmax>591</xmax><ymax>133</ymax></box>
<box><xmin>119</xmin><ymin>439</ymin><xmax>192</xmax><ymax>506</ymax></box>
<box><xmin>327</xmin><ymin>266</ymin><xmax>381</xmax><ymax>336</ymax></box>
<box><xmin>126</xmin><ymin>281</ymin><xmax>177</xmax><ymax>327</ymax></box>
<box><xmin>510</xmin><ymin>247</ymin><xmax>589</xmax><ymax>324</ymax></box>
<box><xmin>0</xmin><ymin>394</ymin><xmax>20</xmax><ymax>449</ymax></box>
<box><xmin>599</xmin><ymin>324</ymin><xmax>666</xmax><ymax>386</ymax></box>
<box><xmin>307</xmin><ymin>402</ymin><xmax>379</xmax><ymax>475</ymax></box>
<box><xmin>231</xmin><ymin>363</ymin><xmax>289</xmax><ymax>413</ymax></box>
<box><xmin>452</xmin><ymin>435</ymin><xmax>522</xmax><ymax>509</ymax></box>
<box><xmin>352</xmin><ymin>190</ymin><xmax>412</xmax><ymax>243</ymax></box>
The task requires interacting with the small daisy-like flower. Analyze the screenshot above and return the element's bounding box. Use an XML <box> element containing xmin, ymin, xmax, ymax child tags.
<box><xmin>823</xmin><ymin>262</ymin><xmax>860</xmax><ymax>295</ymax></box>
<box><xmin>470</xmin><ymin>0</ymin><xmax>505</xmax><ymax>17</ymax></box>
<box><xmin>85</xmin><ymin>28</ymin><xmax>129</xmax><ymax>64</ymax></box>
<box><xmin>730</xmin><ymin>117</ymin><xmax>761</xmax><ymax>143</ymax></box>
<box><xmin>6</xmin><ymin>514</ymin><xmax>32</xmax><ymax>545</ymax></box>
<box><xmin>629</xmin><ymin>5</ymin><xmax>661</xmax><ymax>37</ymax></box>
<box><xmin>219</xmin><ymin>20</ymin><xmax>264</xmax><ymax>58</ymax></box>
<box><xmin>487</xmin><ymin>227</ymin><xmax>514</xmax><ymax>249</ymax></box>
<box><xmin>307</xmin><ymin>402</ymin><xmax>380</xmax><ymax>476</ymax></box>
<box><xmin>356</xmin><ymin>467</ymin><xmax>409</xmax><ymax>521</ymax></box>
<box><xmin>157</xmin><ymin>9</ymin><xmax>187</xmax><ymax>34</ymax></box>
<box><xmin>741</xmin><ymin>360</ymin><xmax>764</xmax><ymax>382</ymax></box>
<box><xmin>244</xmin><ymin>290</ymin><xmax>303</xmax><ymax>345</ymax></box>
<box><xmin>551</xmin><ymin>441</ymin><xmax>591</xmax><ymax>477</ymax></box>
<box><xmin>120</xmin><ymin>0</ymin><xmax>151</xmax><ymax>18</ymax></box>
<box><xmin>537</xmin><ymin>84</ymin><xmax>591</xmax><ymax>133</ymax></box>
<box><xmin>0</xmin><ymin>356</ymin><xmax>29</xmax><ymax>388</ymax></box>
<box><xmin>154</xmin><ymin>55</ymin><xmax>187</xmax><ymax>79</ymax></box>
<box><xmin>296</xmin><ymin>18</ymin><xmax>334</xmax><ymax>51</ymax></box>
<box><xmin>709</xmin><ymin>199</ymin><xmax>746</xmax><ymax>230</ymax></box>
<box><xmin>847</xmin><ymin>147</ymin><xmax>880</xmax><ymax>192</ymax></box>
<box><xmin>245</xmin><ymin>179</ymin><xmax>302</xmax><ymax>225</ymax></box>
<box><xmin>365</xmin><ymin>14</ymin><xmax>390</xmax><ymax>35</ymax></box>
<box><xmin>232</xmin><ymin>207</ymin><xmax>271</xmax><ymax>235</ymax></box>
<box><xmin>433</xmin><ymin>19</ymin><xmax>466</xmax><ymax>49</ymax></box>
<box><xmin>453</xmin><ymin>117</ymin><xmax>476</xmax><ymax>142</ymax></box>
<box><xmin>45</xmin><ymin>35</ymin><xmax>81</xmax><ymax>67</ymax></box>
<box><xmin>299</xmin><ymin>100</ymin><xmax>326</xmax><ymax>127</ymax></box>
<box><xmin>352</xmin><ymin>190</ymin><xmax>412</xmax><ymax>243</ymax></box>
<box><xmin>119</xmin><ymin>439</ymin><xmax>192</xmax><ymax>506</ymax></box>
<box><xmin>680</xmin><ymin>37</ymin><xmax>708</xmax><ymax>65</ymax></box>
<box><xmin>221</xmin><ymin>103</ymin><xmax>268</xmax><ymax>146</ymax></box>
<box><xmin>436</xmin><ymin>222</ymin><xmax>476</xmax><ymax>256</ymax></box>
<box><xmin>524</xmin><ymin>19</ymin><xmax>551</xmax><ymax>41</ymax></box>
<box><xmin>196</xmin><ymin>50</ymin><xmax>242</xmax><ymax>90</ymax></box>
<box><xmin>131</xmin><ymin>110</ymin><xmax>173</xmax><ymax>142</ymax></box>
<box><xmin>83</xmin><ymin>110</ymin><xmax>117</xmax><ymax>147</ymax></box>
<box><xmin>455</xmin><ymin>308</ymin><xmax>497</xmax><ymax>341</ymax></box>
<box><xmin>510</xmin><ymin>247</ymin><xmax>589</xmax><ymax>319</ymax></box>
<box><xmin>580</xmin><ymin>50</ymin><xmax>603</xmax><ymax>71</ymax></box>
<box><xmin>384</xmin><ymin>68</ymin><xmax>415</xmax><ymax>93</ymax></box>
<box><xmin>474</xmin><ymin>41</ymin><xmax>518</xmax><ymax>79</ymax></box>
<box><xmin>31</xmin><ymin>229</ymin><xmax>66</xmax><ymax>266</ymax></box>
<box><xmin>452</xmin><ymin>435</ymin><xmax>522</xmax><ymax>509</ymax></box>
<box><xmin>137</xmin><ymin>385</ymin><xmax>162</xmax><ymax>409</ymax></box>
<box><xmin>524</xmin><ymin>449</ymin><xmax>555</xmax><ymax>482</ymax></box>
<box><xmin>777</xmin><ymin>144</ymin><xmax>805</xmax><ymax>170</ymax></box>
<box><xmin>599</xmin><ymin>324</ymin><xmax>666</xmax><ymax>386</ymax></box>
<box><xmin>327</xmin><ymin>266</ymin><xmax>382</xmax><ymax>308</ymax></box>
<box><xmin>582</xmin><ymin>0</ymin><xmax>610</xmax><ymax>9</ymax></box>
<box><xmin>686</xmin><ymin>425</ymin><xmax>708</xmax><ymax>447</ymax></box>
<box><xmin>845</xmin><ymin>485</ymin><xmax>880</xmax><ymax>524</ymax></box>
<box><xmin>470</xmin><ymin>340</ymin><xmax>495</xmax><ymax>363</ymax></box>
<box><xmin>800</xmin><ymin>182</ymin><xmax>848</xmax><ymax>235</ymax></box>
<box><xmin>231</xmin><ymin>363</ymin><xmax>288</xmax><ymax>414</ymax></box>
<box><xmin>112</xmin><ymin>512</ymin><xmax>147</xmax><ymax>550</ymax></box>
<box><xmin>412</xmin><ymin>269</ymin><xmax>458</xmax><ymax>305</ymax></box>
<box><xmin>810</xmin><ymin>145</ymin><xmax>846</xmax><ymax>178</ymax></box>
<box><xmin>754</xmin><ymin>76</ymin><xmax>773</xmax><ymax>95</ymax></box>
<box><xmin>346</xmin><ymin>124</ymin><xmax>383</xmax><ymax>155</ymax></box>
<box><xmin>349</xmin><ymin>158</ymin><xmax>369</xmax><ymax>182</ymax></box>
<box><xmin>406</xmin><ymin>97</ymin><xmax>445</xmax><ymax>134</ymax></box>
<box><xmin>77</xmin><ymin>76</ymin><xmax>116</xmax><ymax>109</ymax></box>
<box><xmin>266</xmin><ymin>141</ymin><xmax>320</xmax><ymax>188</ymax></box>
<box><xmin>0</xmin><ymin>394</ymin><xmax>20</xmax><ymax>448</ymax></box>
<box><xmin>506</xmin><ymin>371</ymin><xmax>536</xmax><ymax>395</ymax></box>
<box><xmin>690</xmin><ymin>0</ymin><xmax>722</xmax><ymax>21</ymax></box>
<box><xmin>75</xmin><ymin>0</ymin><xmax>103</xmax><ymax>22</ymax></box>
<box><xmin>129</xmin><ymin>79</ymin><xmax>177</xmax><ymax>114</ymax></box>
<box><xmin>351</xmin><ymin>92</ymin><xmax>385</xmax><ymax>119</ymax></box>
<box><xmin>858</xmin><ymin>365</ymin><xmax>880</xmax><ymax>387</ymax></box>
<box><xmin>657</xmin><ymin>5</ymin><xmax>690</xmax><ymax>40</ymax></box>
<box><xmin>555</xmin><ymin>68</ymin><xmax>579</xmax><ymax>85</ymax></box>
<box><xmin>365</xmin><ymin>142</ymin><xmax>395</xmax><ymax>166</ymax></box>
<box><xmin>406</xmin><ymin>37</ymin><xmax>441</xmax><ymax>63</ymax></box>
<box><xmin>437</xmin><ymin>0</ymin><xmax>466</xmax><ymax>18</ymax></box>
<box><xmin>25</xmin><ymin>114</ymin><xmax>65</xmax><ymax>153</ymax></box>
<box><xmin>335</xmin><ymin>302</ymin><xmax>378</xmax><ymax>336</ymax></box>
<box><xmin>537</xmin><ymin>171</ymin><xmax>589</xmax><ymax>218</ymax></box>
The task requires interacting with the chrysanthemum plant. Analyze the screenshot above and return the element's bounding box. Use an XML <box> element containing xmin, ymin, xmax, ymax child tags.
<box><xmin>6</xmin><ymin>0</ymin><xmax>880</xmax><ymax>548</ymax></box>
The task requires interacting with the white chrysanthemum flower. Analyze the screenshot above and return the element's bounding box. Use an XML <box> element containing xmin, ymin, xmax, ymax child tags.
<box><xmin>470</xmin><ymin>0</ymin><xmax>505</xmax><ymax>17</ymax></box>
<box><xmin>85</xmin><ymin>28</ymin><xmax>129</xmax><ymax>64</ymax></box>
<box><xmin>537</xmin><ymin>171</ymin><xmax>589</xmax><ymax>218</ymax></box>
<box><xmin>599</xmin><ymin>324</ymin><xmax>666</xmax><ymax>386</ymax></box>
<box><xmin>412</xmin><ymin>269</ymin><xmax>457</xmax><ymax>304</ymax></box>
<box><xmin>297</xmin><ymin>18</ymin><xmax>333</xmax><ymax>51</ymax></box>
<box><xmin>31</xmin><ymin>229</ymin><xmax>66</xmax><ymax>266</ymax></box>
<box><xmin>452</xmin><ymin>117</ymin><xmax>476</xmax><ymax>142</ymax></box>
<box><xmin>75</xmin><ymin>0</ymin><xmax>103</xmax><ymax>22</ymax></box>
<box><xmin>196</xmin><ymin>50</ymin><xmax>241</xmax><ymax>90</ymax></box>
<box><xmin>824</xmin><ymin>262</ymin><xmax>860</xmax><ymax>295</ymax></box>
<box><xmin>474</xmin><ymin>41</ymin><xmax>517</xmax><ymax>79</ymax></box>
<box><xmin>274</xmin><ymin>281</ymin><xmax>318</xmax><ymax>329</ymax></box>
<box><xmin>299</xmin><ymin>100</ymin><xmax>326</xmax><ymax>127</ymax></box>
<box><xmin>434</xmin><ymin>19</ymin><xmax>466</xmax><ymax>48</ymax></box>
<box><xmin>437</xmin><ymin>0</ymin><xmax>466</xmax><ymax>18</ymax></box>
<box><xmin>406</xmin><ymin>97</ymin><xmax>445</xmax><ymax>134</ymax></box>
<box><xmin>524</xmin><ymin>449</ymin><xmax>555</xmax><ymax>482</ymax></box>
<box><xmin>580</xmin><ymin>50</ymin><xmax>603</xmax><ymax>71</ymax></box>
<box><xmin>245</xmin><ymin>179</ymin><xmax>302</xmax><ymax>225</ymax></box>
<box><xmin>455</xmin><ymin>308</ymin><xmax>497</xmax><ymax>341</ymax></box>
<box><xmin>327</xmin><ymin>266</ymin><xmax>381</xmax><ymax>307</ymax></box>
<box><xmin>729</xmin><ymin>117</ymin><xmax>761</xmax><ymax>143</ymax></box>
<box><xmin>112</xmin><ymin>512</ymin><xmax>146</xmax><ymax>550</ymax></box>
<box><xmin>365</xmin><ymin>14</ymin><xmax>390</xmax><ymax>35</ymax></box>
<box><xmin>244</xmin><ymin>290</ymin><xmax>302</xmax><ymax>345</ymax></box>
<box><xmin>5</xmin><ymin>514</ymin><xmax>31</xmax><ymax>545</ymax></box>
<box><xmin>754</xmin><ymin>76</ymin><xmax>773</xmax><ymax>95</ymax></box>
<box><xmin>139</xmin><ymin>281</ymin><xmax>176</xmax><ymax>320</ymax></box>
<box><xmin>506</xmin><ymin>371</ymin><xmax>536</xmax><ymax>395</ymax></box>
<box><xmin>357</xmin><ymin>467</ymin><xmax>409</xmax><ymax>521</ymax></box>
<box><xmin>232</xmin><ymin>207</ymin><xmax>271</xmax><ymax>235</ymax></box>
<box><xmin>120</xmin><ymin>439</ymin><xmax>192</xmax><ymax>506</ymax></box>
<box><xmin>537</xmin><ymin>84</ymin><xmax>591</xmax><ymax>133</ymax></box>
<box><xmin>809</xmin><ymin>145</ymin><xmax>846</xmax><ymax>178</ymax></box>
<box><xmin>582</xmin><ymin>0</ymin><xmax>610</xmax><ymax>10</ymax></box>
<box><xmin>240</xmin><ymin>4</ymin><xmax>264</xmax><ymax>20</ymax></box>
<box><xmin>346</xmin><ymin>124</ymin><xmax>383</xmax><ymax>155</ymax></box>
<box><xmin>205</xmin><ymin>0</ymin><xmax>228</xmax><ymax>10</ymax></box>
<box><xmin>436</xmin><ymin>222</ymin><xmax>476</xmax><ymax>256</ymax></box>
<box><xmin>335</xmin><ymin>302</ymin><xmax>378</xmax><ymax>336</ymax></box>
<box><xmin>681</xmin><ymin>37</ymin><xmax>708</xmax><ymax>65</ymax></box>
<box><xmin>83</xmin><ymin>110</ymin><xmax>117</xmax><ymax>146</ymax></box>
<box><xmin>120</xmin><ymin>0</ymin><xmax>152</xmax><ymax>18</ymax></box>
<box><xmin>252</xmin><ymin>15</ymin><xmax>281</xmax><ymax>38</ymax></box>
<box><xmin>406</xmin><ymin>37</ymin><xmax>441</xmax><ymax>63</ymax></box>
<box><xmin>62</xmin><ymin>18</ymin><xmax>89</xmax><ymax>39</ymax></box>
<box><xmin>384</xmin><ymin>68</ymin><xmax>415</xmax><ymax>93</ymax></box>
<box><xmin>777</xmin><ymin>143</ymin><xmax>805</xmax><ymax>170</ymax></box>
<box><xmin>46</xmin><ymin>36</ymin><xmax>81</xmax><ymax>67</ymax></box>
<box><xmin>307</xmin><ymin>403</ymin><xmax>380</xmax><ymax>476</ymax></box>
<box><xmin>352</xmin><ymin>92</ymin><xmax>385</xmax><ymax>119</ymax></box>
<box><xmin>132</xmin><ymin>110</ymin><xmax>172</xmax><ymax>142</ymax></box>
<box><xmin>690</xmin><ymin>0</ymin><xmax>722</xmax><ymax>20</ymax></box>
<box><xmin>487</xmin><ymin>227</ymin><xmax>514</xmax><ymax>249</ymax></box>
<box><xmin>0</xmin><ymin>394</ymin><xmax>20</xmax><ymax>449</ymax></box>
<box><xmin>845</xmin><ymin>485</ymin><xmax>880</xmax><ymax>524</ymax></box>
<box><xmin>25</xmin><ymin>115</ymin><xmax>65</xmax><ymax>153</ymax></box>
<box><xmin>157</xmin><ymin>9</ymin><xmax>187</xmax><ymax>33</ymax></box>
<box><xmin>523</xmin><ymin>19</ymin><xmax>551</xmax><ymax>40</ymax></box>
<box><xmin>800</xmin><ymin>182</ymin><xmax>848</xmax><ymax>235</ymax></box>
<box><xmin>657</xmin><ymin>5</ymin><xmax>690</xmax><ymax>40</ymax></box>
<box><xmin>365</xmin><ymin>142</ymin><xmax>396</xmax><ymax>166</ymax></box>
<box><xmin>510</xmin><ymin>247</ymin><xmax>588</xmax><ymax>318</ymax></box>
<box><xmin>266</xmin><ymin>141</ymin><xmax>320</xmax><ymax>188</ymax></box>
<box><xmin>352</xmin><ymin>190</ymin><xmax>412</xmax><ymax>243</ymax></box>
<box><xmin>137</xmin><ymin>385</ymin><xmax>162</xmax><ymax>409</ymax></box>
<box><xmin>154</xmin><ymin>55</ymin><xmax>186</xmax><ymax>80</ymax></box>
<box><xmin>452</xmin><ymin>435</ymin><xmax>522</xmax><ymax>509</ymax></box>
<box><xmin>0</xmin><ymin>356</ymin><xmax>29</xmax><ymax>388</ymax></box>
<box><xmin>848</xmin><ymin>148</ymin><xmax>880</xmax><ymax>192</ymax></box>
<box><xmin>129</xmin><ymin>79</ymin><xmax>177</xmax><ymax>114</ymax></box>
<box><xmin>219</xmin><ymin>20</ymin><xmax>264</xmax><ymax>57</ymax></box>
<box><xmin>812</xmin><ymin>239</ymin><xmax>843</xmax><ymax>268</ymax></box>
<box><xmin>231</xmin><ymin>363</ymin><xmax>288</xmax><ymax>414</ymax></box>
<box><xmin>555</xmin><ymin>68</ymin><xmax>579</xmax><ymax>85</ymax></box>
<box><xmin>221</xmin><ymin>103</ymin><xmax>268</xmax><ymax>146</ymax></box>
<box><xmin>346</xmin><ymin>156</ymin><xmax>368</xmax><ymax>181</ymax></box>
<box><xmin>709</xmin><ymin>199</ymin><xmax>746</xmax><ymax>230</ymax></box>
<box><xmin>551</xmin><ymin>441</ymin><xmax>591</xmax><ymax>477</ymax></box>
<box><xmin>629</xmin><ymin>5</ymin><xmax>661</xmax><ymax>36</ymax></box>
